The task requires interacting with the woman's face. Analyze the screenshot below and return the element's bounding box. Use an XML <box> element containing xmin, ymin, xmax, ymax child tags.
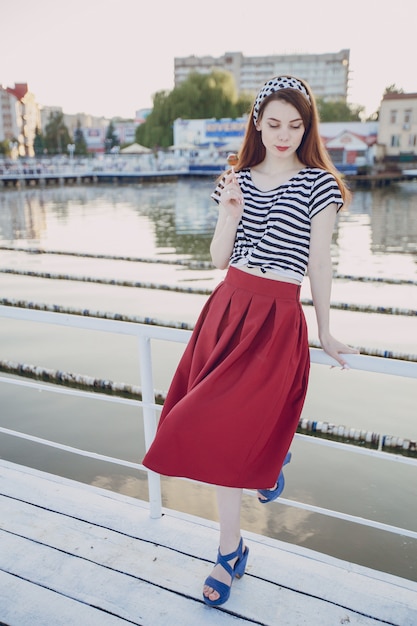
<box><xmin>256</xmin><ymin>99</ymin><xmax>305</xmax><ymax>160</ymax></box>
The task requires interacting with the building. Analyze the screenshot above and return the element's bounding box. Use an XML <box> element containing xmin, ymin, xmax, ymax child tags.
<box><xmin>0</xmin><ymin>83</ymin><xmax>40</xmax><ymax>156</ymax></box>
<box><xmin>321</xmin><ymin>122</ymin><xmax>378</xmax><ymax>172</ymax></box>
<box><xmin>0</xmin><ymin>87</ymin><xmax>19</xmax><ymax>146</ymax></box>
<box><xmin>174</xmin><ymin>50</ymin><xmax>350</xmax><ymax>102</ymax></box>
<box><xmin>1</xmin><ymin>80</ymin><xmax>147</xmax><ymax>156</ymax></box>
<box><xmin>39</xmin><ymin>108</ymin><xmax>144</xmax><ymax>154</ymax></box>
<box><xmin>377</xmin><ymin>92</ymin><xmax>417</xmax><ymax>164</ymax></box>
<box><xmin>40</xmin><ymin>107</ymin><xmax>107</xmax><ymax>136</ymax></box>
<box><xmin>172</xmin><ymin>117</ymin><xmax>377</xmax><ymax>174</ymax></box>
<box><xmin>173</xmin><ymin>117</ymin><xmax>247</xmax><ymax>150</ymax></box>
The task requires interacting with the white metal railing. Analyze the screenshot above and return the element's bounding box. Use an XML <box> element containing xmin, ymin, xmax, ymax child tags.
<box><xmin>0</xmin><ymin>304</ymin><xmax>416</xmax><ymax>541</ymax></box>
<box><xmin>0</xmin><ymin>156</ymin><xmax>187</xmax><ymax>180</ymax></box>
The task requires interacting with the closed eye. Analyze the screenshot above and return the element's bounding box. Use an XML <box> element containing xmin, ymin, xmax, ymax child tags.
<box><xmin>268</xmin><ymin>123</ymin><xmax>303</xmax><ymax>130</ymax></box>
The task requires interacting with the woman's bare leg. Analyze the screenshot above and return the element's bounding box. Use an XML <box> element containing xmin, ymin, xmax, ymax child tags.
<box><xmin>203</xmin><ymin>486</ymin><xmax>243</xmax><ymax>602</ymax></box>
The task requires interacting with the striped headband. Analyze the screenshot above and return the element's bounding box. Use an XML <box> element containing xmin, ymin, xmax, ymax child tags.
<box><xmin>253</xmin><ymin>76</ymin><xmax>311</xmax><ymax>124</ymax></box>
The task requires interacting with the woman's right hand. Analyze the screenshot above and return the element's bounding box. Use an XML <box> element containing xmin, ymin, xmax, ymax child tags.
<box><xmin>219</xmin><ymin>171</ymin><xmax>244</xmax><ymax>220</ymax></box>
<box><xmin>210</xmin><ymin>171</ymin><xmax>244</xmax><ymax>269</ymax></box>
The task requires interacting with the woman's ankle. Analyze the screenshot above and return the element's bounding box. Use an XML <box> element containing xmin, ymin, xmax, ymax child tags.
<box><xmin>219</xmin><ymin>534</ymin><xmax>242</xmax><ymax>555</ymax></box>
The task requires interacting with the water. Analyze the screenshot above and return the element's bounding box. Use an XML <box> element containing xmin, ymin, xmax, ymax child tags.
<box><xmin>0</xmin><ymin>178</ymin><xmax>416</xmax><ymax>269</ymax></box>
<box><xmin>0</xmin><ymin>178</ymin><xmax>416</xmax><ymax>582</ymax></box>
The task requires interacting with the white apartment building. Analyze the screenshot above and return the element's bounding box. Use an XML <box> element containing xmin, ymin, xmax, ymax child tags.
<box><xmin>0</xmin><ymin>88</ymin><xmax>19</xmax><ymax>143</ymax></box>
<box><xmin>377</xmin><ymin>92</ymin><xmax>417</xmax><ymax>162</ymax></box>
<box><xmin>40</xmin><ymin>107</ymin><xmax>109</xmax><ymax>137</ymax></box>
<box><xmin>174</xmin><ymin>50</ymin><xmax>350</xmax><ymax>101</ymax></box>
<box><xmin>0</xmin><ymin>83</ymin><xmax>40</xmax><ymax>156</ymax></box>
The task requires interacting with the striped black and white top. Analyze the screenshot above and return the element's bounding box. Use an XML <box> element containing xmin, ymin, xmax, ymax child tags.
<box><xmin>212</xmin><ymin>167</ymin><xmax>343</xmax><ymax>283</ymax></box>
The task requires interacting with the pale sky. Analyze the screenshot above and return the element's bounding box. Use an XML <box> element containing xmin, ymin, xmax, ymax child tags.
<box><xmin>2</xmin><ymin>0</ymin><xmax>416</xmax><ymax>119</ymax></box>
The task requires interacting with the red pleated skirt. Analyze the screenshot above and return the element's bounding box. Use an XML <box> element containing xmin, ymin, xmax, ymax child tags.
<box><xmin>142</xmin><ymin>266</ymin><xmax>310</xmax><ymax>489</ymax></box>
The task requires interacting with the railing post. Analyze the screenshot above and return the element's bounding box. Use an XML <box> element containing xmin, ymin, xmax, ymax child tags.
<box><xmin>138</xmin><ymin>335</ymin><xmax>162</xmax><ymax>518</ymax></box>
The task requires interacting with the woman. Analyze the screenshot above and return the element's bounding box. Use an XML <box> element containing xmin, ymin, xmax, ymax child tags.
<box><xmin>143</xmin><ymin>75</ymin><xmax>358</xmax><ymax>607</ymax></box>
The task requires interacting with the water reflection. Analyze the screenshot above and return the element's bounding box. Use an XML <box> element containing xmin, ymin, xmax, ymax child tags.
<box><xmin>1</xmin><ymin>179</ymin><xmax>417</xmax><ymax>583</ymax></box>
<box><xmin>337</xmin><ymin>185</ymin><xmax>417</xmax><ymax>256</ymax></box>
<box><xmin>0</xmin><ymin>179</ymin><xmax>416</xmax><ymax>275</ymax></box>
<box><xmin>370</xmin><ymin>186</ymin><xmax>417</xmax><ymax>254</ymax></box>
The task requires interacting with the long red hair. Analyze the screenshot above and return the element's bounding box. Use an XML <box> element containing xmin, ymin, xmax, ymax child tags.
<box><xmin>233</xmin><ymin>76</ymin><xmax>351</xmax><ymax>205</ymax></box>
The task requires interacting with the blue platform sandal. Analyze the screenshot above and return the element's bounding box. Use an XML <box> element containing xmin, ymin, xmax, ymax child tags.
<box><xmin>203</xmin><ymin>537</ymin><xmax>249</xmax><ymax>607</ymax></box>
<box><xmin>257</xmin><ymin>452</ymin><xmax>292</xmax><ymax>504</ymax></box>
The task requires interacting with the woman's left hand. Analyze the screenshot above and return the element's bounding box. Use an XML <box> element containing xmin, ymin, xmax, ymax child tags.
<box><xmin>319</xmin><ymin>332</ymin><xmax>359</xmax><ymax>368</ymax></box>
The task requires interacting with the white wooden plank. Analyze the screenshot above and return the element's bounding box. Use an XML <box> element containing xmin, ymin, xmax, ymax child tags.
<box><xmin>1</xmin><ymin>459</ymin><xmax>417</xmax><ymax>625</ymax></box>
<box><xmin>0</xmin><ymin>534</ymin><xmax>253</xmax><ymax>625</ymax></box>
<box><xmin>0</xmin><ymin>571</ymin><xmax>132</xmax><ymax>626</ymax></box>
<box><xmin>0</xmin><ymin>499</ymin><xmax>377</xmax><ymax>626</ymax></box>
<box><xmin>0</xmin><ymin>526</ymin><xmax>385</xmax><ymax>626</ymax></box>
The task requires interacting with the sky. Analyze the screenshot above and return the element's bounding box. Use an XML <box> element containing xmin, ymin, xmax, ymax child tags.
<box><xmin>2</xmin><ymin>0</ymin><xmax>416</xmax><ymax>120</ymax></box>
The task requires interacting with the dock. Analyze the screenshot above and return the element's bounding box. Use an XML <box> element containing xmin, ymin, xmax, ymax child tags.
<box><xmin>1</xmin><ymin>458</ymin><xmax>416</xmax><ymax>626</ymax></box>
<box><xmin>0</xmin><ymin>166</ymin><xmax>415</xmax><ymax>189</ymax></box>
<box><xmin>0</xmin><ymin>169</ymin><xmax>186</xmax><ymax>188</ymax></box>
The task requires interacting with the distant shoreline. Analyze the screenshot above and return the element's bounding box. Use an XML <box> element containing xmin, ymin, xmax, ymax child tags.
<box><xmin>1</xmin><ymin>167</ymin><xmax>414</xmax><ymax>189</ymax></box>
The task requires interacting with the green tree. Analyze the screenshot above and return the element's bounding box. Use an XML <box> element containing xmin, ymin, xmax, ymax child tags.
<box><xmin>366</xmin><ymin>85</ymin><xmax>405</xmax><ymax>121</ymax></box>
<box><xmin>366</xmin><ymin>109</ymin><xmax>379</xmax><ymax>122</ymax></box>
<box><xmin>317</xmin><ymin>99</ymin><xmax>364</xmax><ymax>122</ymax></box>
<box><xmin>383</xmin><ymin>84</ymin><xmax>404</xmax><ymax>95</ymax></box>
<box><xmin>136</xmin><ymin>71</ymin><xmax>252</xmax><ymax>148</ymax></box>
<box><xmin>0</xmin><ymin>139</ymin><xmax>11</xmax><ymax>156</ymax></box>
<box><xmin>104</xmin><ymin>120</ymin><xmax>119</xmax><ymax>153</ymax></box>
<box><xmin>44</xmin><ymin>111</ymin><xmax>72</xmax><ymax>154</ymax></box>
<box><xmin>74</xmin><ymin>120</ymin><xmax>88</xmax><ymax>155</ymax></box>
<box><xmin>33</xmin><ymin>126</ymin><xmax>45</xmax><ymax>156</ymax></box>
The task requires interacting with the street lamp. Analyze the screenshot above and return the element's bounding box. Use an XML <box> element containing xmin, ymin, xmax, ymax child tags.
<box><xmin>9</xmin><ymin>141</ymin><xmax>18</xmax><ymax>160</ymax></box>
<box><xmin>67</xmin><ymin>143</ymin><xmax>75</xmax><ymax>168</ymax></box>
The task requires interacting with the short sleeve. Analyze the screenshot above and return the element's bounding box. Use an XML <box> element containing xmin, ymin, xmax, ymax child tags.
<box><xmin>211</xmin><ymin>176</ymin><xmax>226</xmax><ymax>204</ymax></box>
<box><xmin>309</xmin><ymin>171</ymin><xmax>343</xmax><ymax>219</ymax></box>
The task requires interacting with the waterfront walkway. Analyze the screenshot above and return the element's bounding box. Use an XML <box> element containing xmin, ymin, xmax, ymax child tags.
<box><xmin>1</xmin><ymin>459</ymin><xmax>416</xmax><ymax>626</ymax></box>
<box><xmin>0</xmin><ymin>165</ymin><xmax>415</xmax><ymax>188</ymax></box>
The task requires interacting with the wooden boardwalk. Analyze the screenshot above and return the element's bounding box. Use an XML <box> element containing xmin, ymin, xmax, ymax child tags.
<box><xmin>1</xmin><ymin>459</ymin><xmax>416</xmax><ymax>626</ymax></box>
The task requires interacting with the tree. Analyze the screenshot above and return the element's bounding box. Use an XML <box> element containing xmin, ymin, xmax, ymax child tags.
<box><xmin>44</xmin><ymin>111</ymin><xmax>72</xmax><ymax>154</ymax></box>
<box><xmin>0</xmin><ymin>140</ymin><xmax>11</xmax><ymax>156</ymax></box>
<box><xmin>104</xmin><ymin>120</ymin><xmax>119</xmax><ymax>153</ymax></box>
<box><xmin>366</xmin><ymin>85</ymin><xmax>405</xmax><ymax>122</ymax></box>
<box><xmin>136</xmin><ymin>71</ymin><xmax>252</xmax><ymax>148</ymax></box>
<box><xmin>383</xmin><ymin>84</ymin><xmax>404</xmax><ymax>95</ymax></box>
<box><xmin>317</xmin><ymin>99</ymin><xmax>364</xmax><ymax>122</ymax></box>
<box><xmin>74</xmin><ymin>120</ymin><xmax>88</xmax><ymax>155</ymax></box>
<box><xmin>33</xmin><ymin>126</ymin><xmax>45</xmax><ymax>156</ymax></box>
